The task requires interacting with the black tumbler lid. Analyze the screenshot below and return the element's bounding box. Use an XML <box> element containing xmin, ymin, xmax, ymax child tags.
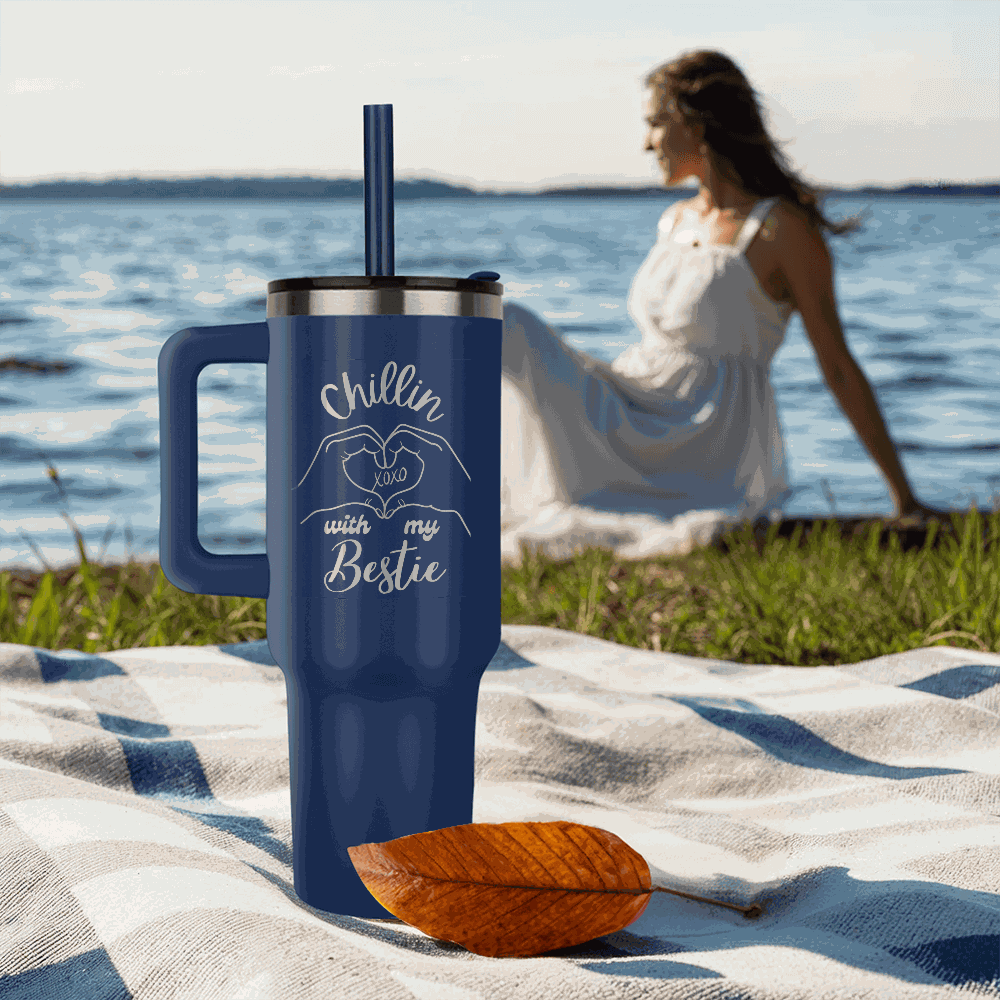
<box><xmin>267</xmin><ymin>275</ymin><xmax>502</xmax><ymax>296</ymax></box>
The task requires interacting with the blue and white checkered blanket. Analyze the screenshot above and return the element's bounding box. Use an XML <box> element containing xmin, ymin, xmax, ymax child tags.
<box><xmin>1</xmin><ymin>626</ymin><xmax>997</xmax><ymax>998</ymax></box>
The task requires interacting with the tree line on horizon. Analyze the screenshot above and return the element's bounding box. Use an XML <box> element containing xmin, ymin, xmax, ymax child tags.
<box><xmin>1</xmin><ymin>176</ymin><xmax>997</xmax><ymax>200</ymax></box>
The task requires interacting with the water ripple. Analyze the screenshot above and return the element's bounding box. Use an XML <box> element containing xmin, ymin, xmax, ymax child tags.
<box><xmin>1</xmin><ymin>195</ymin><xmax>998</xmax><ymax>570</ymax></box>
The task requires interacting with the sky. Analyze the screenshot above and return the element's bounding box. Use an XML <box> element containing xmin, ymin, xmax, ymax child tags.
<box><xmin>1</xmin><ymin>0</ymin><xmax>998</xmax><ymax>191</ymax></box>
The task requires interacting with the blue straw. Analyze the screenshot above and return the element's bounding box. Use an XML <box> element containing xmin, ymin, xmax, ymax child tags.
<box><xmin>363</xmin><ymin>104</ymin><xmax>394</xmax><ymax>276</ymax></box>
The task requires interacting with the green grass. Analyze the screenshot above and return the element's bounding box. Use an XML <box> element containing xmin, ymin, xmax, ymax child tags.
<box><xmin>2</xmin><ymin>464</ymin><xmax>999</xmax><ymax>665</ymax></box>
<box><xmin>500</xmin><ymin>502</ymin><xmax>1000</xmax><ymax>664</ymax></box>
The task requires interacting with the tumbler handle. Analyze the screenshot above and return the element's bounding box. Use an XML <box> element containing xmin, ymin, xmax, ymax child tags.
<box><xmin>158</xmin><ymin>322</ymin><xmax>270</xmax><ymax>598</ymax></box>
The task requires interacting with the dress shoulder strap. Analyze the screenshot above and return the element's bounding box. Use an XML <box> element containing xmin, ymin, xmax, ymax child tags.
<box><xmin>657</xmin><ymin>199</ymin><xmax>687</xmax><ymax>240</ymax></box>
<box><xmin>733</xmin><ymin>197</ymin><xmax>780</xmax><ymax>254</ymax></box>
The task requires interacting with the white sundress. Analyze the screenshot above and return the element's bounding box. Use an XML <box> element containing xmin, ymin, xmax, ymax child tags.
<box><xmin>500</xmin><ymin>196</ymin><xmax>797</xmax><ymax>566</ymax></box>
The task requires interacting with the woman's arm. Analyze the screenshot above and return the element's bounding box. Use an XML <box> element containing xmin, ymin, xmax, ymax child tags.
<box><xmin>777</xmin><ymin>205</ymin><xmax>919</xmax><ymax>515</ymax></box>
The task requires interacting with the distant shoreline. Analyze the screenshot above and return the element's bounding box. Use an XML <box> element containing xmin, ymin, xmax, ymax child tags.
<box><xmin>1</xmin><ymin>177</ymin><xmax>997</xmax><ymax>200</ymax></box>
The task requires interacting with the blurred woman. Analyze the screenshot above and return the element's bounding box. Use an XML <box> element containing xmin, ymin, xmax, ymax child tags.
<box><xmin>500</xmin><ymin>49</ymin><xmax>945</xmax><ymax>565</ymax></box>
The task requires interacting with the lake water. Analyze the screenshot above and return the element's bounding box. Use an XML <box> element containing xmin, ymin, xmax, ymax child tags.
<box><xmin>1</xmin><ymin>194</ymin><xmax>998</xmax><ymax>573</ymax></box>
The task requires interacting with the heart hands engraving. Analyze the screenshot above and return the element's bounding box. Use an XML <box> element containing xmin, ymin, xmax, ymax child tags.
<box><xmin>295</xmin><ymin>423</ymin><xmax>474</xmax><ymax>534</ymax></box>
<box><xmin>342</xmin><ymin>441</ymin><xmax>425</xmax><ymax>513</ymax></box>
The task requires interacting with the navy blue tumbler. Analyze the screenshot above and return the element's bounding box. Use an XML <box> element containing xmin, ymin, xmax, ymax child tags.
<box><xmin>157</xmin><ymin>272</ymin><xmax>502</xmax><ymax>917</ymax></box>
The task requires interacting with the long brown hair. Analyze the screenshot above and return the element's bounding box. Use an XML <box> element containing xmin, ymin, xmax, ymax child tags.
<box><xmin>644</xmin><ymin>50</ymin><xmax>868</xmax><ymax>237</ymax></box>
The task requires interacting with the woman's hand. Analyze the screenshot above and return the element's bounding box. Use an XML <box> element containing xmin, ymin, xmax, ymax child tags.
<box><xmin>884</xmin><ymin>499</ymin><xmax>953</xmax><ymax>529</ymax></box>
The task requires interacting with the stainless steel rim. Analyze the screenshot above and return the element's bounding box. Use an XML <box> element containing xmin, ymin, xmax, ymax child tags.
<box><xmin>267</xmin><ymin>287</ymin><xmax>501</xmax><ymax>318</ymax></box>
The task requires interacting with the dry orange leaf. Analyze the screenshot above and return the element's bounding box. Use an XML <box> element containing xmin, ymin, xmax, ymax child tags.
<box><xmin>348</xmin><ymin>820</ymin><xmax>761</xmax><ymax>958</ymax></box>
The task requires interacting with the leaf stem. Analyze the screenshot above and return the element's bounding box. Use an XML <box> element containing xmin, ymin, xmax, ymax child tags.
<box><xmin>653</xmin><ymin>885</ymin><xmax>762</xmax><ymax>919</ymax></box>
